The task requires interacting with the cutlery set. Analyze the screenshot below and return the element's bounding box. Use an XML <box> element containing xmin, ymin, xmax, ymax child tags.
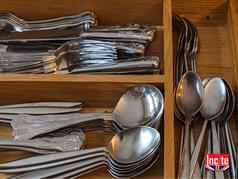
<box><xmin>0</xmin><ymin>11</ymin><xmax>161</xmax><ymax>74</ymax></box>
<box><xmin>0</xmin><ymin>8</ymin><xmax>236</xmax><ymax>179</ymax></box>
<box><xmin>10</xmin><ymin>85</ymin><xmax>164</xmax><ymax>140</ymax></box>
<box><xmin>0</xmin><ymin>85</ymin><xmax>164</xmax><ymax>178</ymax></box>
<box><xmin>173</xmin><ymin>13</ymin><xmax>237</xmax><ymax>179</ymax></box>
<box><xmin>0</xmin><ymin>126</ymin><xmax>161</xmax><ymax>179</ymax></box>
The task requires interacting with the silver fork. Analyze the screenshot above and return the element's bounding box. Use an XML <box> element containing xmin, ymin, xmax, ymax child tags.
<box><xmin>0</xmin><ymin>11</ymin><xmax>97</xmax><ymax>32</ymax></box>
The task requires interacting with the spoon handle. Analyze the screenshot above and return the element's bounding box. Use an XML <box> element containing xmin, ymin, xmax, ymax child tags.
<box><xmin>177</xmin><ymin>125</ymin><xmax>184</xmax><ymax>178</ymax></box>
<box><xmin>0</xmin><ymin>132</ymin><xmax>84</xmax><ymax>152</ymax></box>
<box><xmin>0</xmin><ymin>145</ymin><xmax>53</xmax><ymax>154</ymax></box>
<box><xmin>211</xmin><ymin>121</ymin><xmax>225</xmax><ymax>179</ymax></box>
<box><xmin>0</xmin><ymin>147</ymin><xmax>105</xmax><ymax>170</ymax></box>
<box><xmin>11</xmin><ymin>112</ymin><xmax>113</xmax><ymax>140</ymax></box>
<box><xmin>224</xmin><ymin>122</ymin><xmax>236</xmax><ymax>178</ymax></box>
<box><xmin>190</xmin><ymin>129</ymin><xmax>201</xmax><ymax>178</ymax></box>
<box><xmin>0</xmin><ymin>151</ymin><xmax>104</xmax><ymax>174</ymax></box>
<box><xmin>10</xmin><ymin>156</ymin><xmax>106</xmax><ymax>179</ymax></box>
<box><xmin>0</xmin><ymin>107</ymin><xmax>82</xmax><ymax>115</ymax></box>
<box><xmin>227</xmin><ymin>123</ymin><xmax>236</xmax><ymax>161</ymax></box>
<box><xmin>206</xmin><ymin>128</ymin><xmax>214</xmax><ymax>179</ymax></box>
<box><xmin>0</xmin><ymin>114</ymin><xmax>18</xmax><ymax>121</ymax></box>
<box><xmin>211</xmin><ymin>121</ymin><xmax>221</xmax><ymax>153</ymax></box>
<box><xmin>56</xmin><ymin>162</ymin><xmax>105</xmax><ymax>179</ymax></box>
<box><xmin>0</xmin><ymin>102</ymin><xmax>82</xmax><ymax>109</ymax></box>
<box><xmin>190</xmin><ymin>119</ymin><xmax>208</xmax><ymax>179</ymax></box>
<box><xmin>180</xmin><ymin>119</ymin><xmax>190</xmax><ymax>179</ymax></box>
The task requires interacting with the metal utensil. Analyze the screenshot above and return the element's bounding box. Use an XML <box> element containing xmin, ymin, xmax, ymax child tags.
<box><xmin>176</xmin><ymin>71</ymin><xmax>204</xmax><ymax>179</ymax></box>
<box><xmin>0</xmin><ymin>126</ymin><xmax>160</xmax><ymax>179</ymax></box>
<box><xmin>190</xmin><ymin>78</ymin><xmax>226</xmax><ymax>179</ymax></box>
<box><xmin>0</xmin><ymin>11</ymin><xmax>97</xmax><ymax>32</ymax></box>
<box><xmin>0</xmin><ymin>129</ymin><xmax>85</xmax><ymax>154</ymax></box>
<box><xmin>0</xmin><ymin>102</ymin><xmax>82</xmax><ymax>115</ymax></box>
<box><xmin>11</xmin><ymin>85</ymin><xmax>164</xmax><ymax>140</ymax></box>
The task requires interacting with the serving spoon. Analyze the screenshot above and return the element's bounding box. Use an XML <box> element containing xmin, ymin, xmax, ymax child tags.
<box><xmin>11</xmin><ymin>85</ymin><xmax>164</xmax><ymax>140</ymax></box>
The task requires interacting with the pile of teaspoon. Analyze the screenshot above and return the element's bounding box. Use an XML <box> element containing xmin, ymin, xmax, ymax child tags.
<box><xmin>0</xmin><ymin>126</ymin><xmax>161</xmax><ymax>179</ymax></box>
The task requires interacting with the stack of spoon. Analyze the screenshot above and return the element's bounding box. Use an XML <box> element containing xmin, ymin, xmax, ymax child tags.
<box><xmin>0</xmin><ymin>126</ymin><xmax>161</xmax><ymax>179</ymax></box>
<box><xmin>173</xmin><ymin>12</ymin><xmax>203</xmax><ymax>179</ymax></box>
<box><xmin>190</xmin><ymin>77</ymin><xmax>236</xmax><ymax>179</ymax></box>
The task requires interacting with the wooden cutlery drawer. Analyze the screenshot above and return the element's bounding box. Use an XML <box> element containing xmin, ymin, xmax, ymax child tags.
<box><xmin>0</xmin><ymin>0</ymin><xmax>172</xmax><ymax>178</ymax></box>
<box><xmin>1</xmin><ymin>0</ymin><xmax>238</xmax><ymax>178</ymax></box>
<box><xmin>0</xmin><ymin>81</ymin><xmax>165</xmax><ymax>178</ymax></box>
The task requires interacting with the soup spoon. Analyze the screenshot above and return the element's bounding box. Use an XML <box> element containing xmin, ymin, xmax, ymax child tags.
<box><xmin>11</xmin><ymin>85</ymin><xmax>164</xmax><ymax>140</ymax></box>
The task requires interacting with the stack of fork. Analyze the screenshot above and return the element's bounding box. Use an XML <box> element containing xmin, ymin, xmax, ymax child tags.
<box><xmin>0</xmin><ymin>11</ymin><xmax>97</xmax><ymax>32</ymax></box>
<box><xmin>0</xmin><ymin>24</ymin><xmax>160</xmax><ymax>74</ymax></box>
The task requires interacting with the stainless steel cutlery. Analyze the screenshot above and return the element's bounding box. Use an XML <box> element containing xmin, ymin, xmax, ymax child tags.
<box><xmin>173</xmin><ymin>12</ymin><xmax>237</xmax><ymax>179</ymax></box>
<box><xmin>11</xmin><ymin>85</ymin><xmax>164</xmax><ymax>140</ymax></box>
<box><xmin>0</xmin><ymin>11</ymin><xmax>97</xmax><ymax>32</ymax></box>
<box><xmin>0</xmin><ymin>126</ymin><xmax>161</xmax><ymax>179</ymax></box>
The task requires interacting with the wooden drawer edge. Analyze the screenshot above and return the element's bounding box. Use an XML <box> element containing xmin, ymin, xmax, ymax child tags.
<box><xmin>0</xmin><ymin>74</ymin><xmax>165</xmax><ymax>84</ymax></box>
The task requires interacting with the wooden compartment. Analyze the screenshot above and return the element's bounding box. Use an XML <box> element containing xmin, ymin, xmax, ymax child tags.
<box><xmin>0</xmin><ymin>81</ymin><xmax>165</xmax><ymax>179</ymax></box>
<box><xmin>0</xmin><ymin>0</ymin><xmax>174</xmax><ymax>178</ymax></box>
<box><xmin>2</xmin><ymin>0</ymin><xmax>238</xmax><ymax>178</ymax></box>
<box><xmin>172</xmin><ymin>0</ymin><xmax>238</xmax><ymax>177</ymax></box>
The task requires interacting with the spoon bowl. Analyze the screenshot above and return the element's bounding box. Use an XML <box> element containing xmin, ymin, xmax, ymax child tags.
<box><xmin>176</xmin><ymin>71</ymin><xmax>203</xmax><ymax>118</ymax></box>
<box><xmin>200</xmin><ymin>77</ymin><xmax>226</xmax><ymax>120</ymax></box>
